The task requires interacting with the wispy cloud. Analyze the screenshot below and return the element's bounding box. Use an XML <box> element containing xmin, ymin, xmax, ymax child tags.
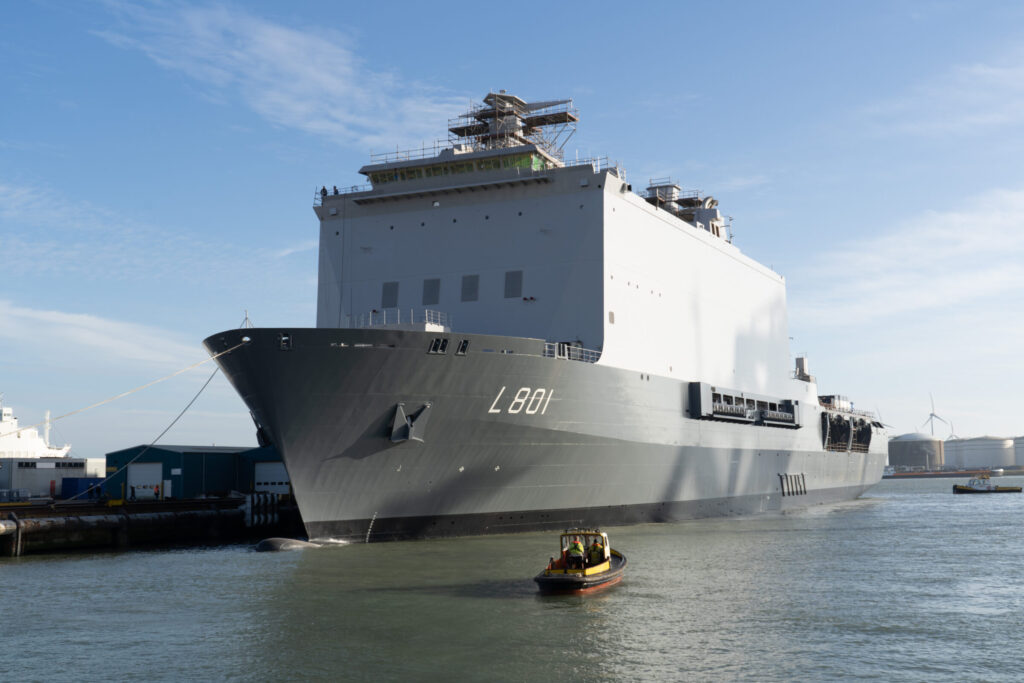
<box><xmin>0</xmin><ymin>300</ymin><xmax>201</xmax><ymax>367</ymax></box>
<box><xmin>791</xmin><ymin>187</ymin><xmax>1024</xmax><ymax>325</ymax></box>
<box><xmin>0</xmin><ymin>180</ymin><xmax>309</xmax><ymax>290</ymax></box>
<box><xmin>862</xmin><ymin>53</ymin><xmax>1024</xmax><ymax>136</ymax></box>
<box><xmin>274</xmin><ymin>240</ymin><xmax>318</xmax><ymax>259</ymax></box>
<box><xmin>0</xmin><ymin>181</ymin><xmax>223</xmax><ymax>281</ymax></box>
<box><xmin>94</xmin><ymin>2</ymin><xmax>468</xmax><ymax>150</ymax></box>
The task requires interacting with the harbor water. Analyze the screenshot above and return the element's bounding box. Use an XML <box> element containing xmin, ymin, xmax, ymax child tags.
<box><xmin>3</xmin><ymin>477</ymin><xmax>1024</xmax><ymax>681</ymax></box>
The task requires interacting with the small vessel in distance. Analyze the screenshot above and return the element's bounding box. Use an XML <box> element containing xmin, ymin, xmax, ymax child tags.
<box><xmin>952</xmin><ymin>475</ymin><xmax>1022</xmax><ymax>494</ymax></box>
<box><xmin>535</xmin><ymin>528</ymin><xmax>626</xmax><ymax>594</ymax></box>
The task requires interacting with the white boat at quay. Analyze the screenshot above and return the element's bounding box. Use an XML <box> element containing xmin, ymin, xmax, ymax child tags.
<box><xmin>0</xmin><ymin>396</ymin><xmax>71</xmax><ymax>459</ymax></box>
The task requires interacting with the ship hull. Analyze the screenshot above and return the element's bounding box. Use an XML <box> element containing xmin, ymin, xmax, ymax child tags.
<box><xmin>204</xmin><ymin>328</ymin><xmax>886</xmax><ymax>542</ymax></box>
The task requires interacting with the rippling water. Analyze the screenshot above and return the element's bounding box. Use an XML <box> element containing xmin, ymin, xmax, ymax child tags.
<box><xmin>4</xmin><ymin>478</ymin><xmax>1024</xmax><ymax>681</ymax></box>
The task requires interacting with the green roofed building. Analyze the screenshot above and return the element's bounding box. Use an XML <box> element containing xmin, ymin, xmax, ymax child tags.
<box><xmin>104</xmin><ymin>444</ymin><xmax>287</xmax><ymax>501</ymax></box>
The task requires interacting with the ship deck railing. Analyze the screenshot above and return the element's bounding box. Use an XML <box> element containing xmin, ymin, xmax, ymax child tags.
<box><xmin>369</xmin><ymin>139</ymin><xmax>452</xmax><ymax>165</ymax></box>
<box><xmin>352</xmin><ymin>308</ymin><xmax>451</xmax><ymax>329</ymax></box>
<box><xmin>315</xmin><ymin>155</ymin><xmax>624</xmax><ymax>205</ymax></box>
<box><xmin>543</xmin><ymin>342</ymin><xmax>601</xmax><ymax>363</ymax></box>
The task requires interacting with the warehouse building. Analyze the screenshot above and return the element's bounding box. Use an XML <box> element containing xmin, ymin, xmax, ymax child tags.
<box><xmin>104</xmin><ymin>444</ymin><xmax>287</xmax><ymax>500</ymax></box>
<box><xmin>0</xmin><ymin>456</ymin><xmax>102</xmax><ymax>499</ymax></box>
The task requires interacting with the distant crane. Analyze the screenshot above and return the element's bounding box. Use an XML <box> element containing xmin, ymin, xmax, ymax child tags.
<box><xmin>920</xmin><ymin>393</ymin><xmax>952</xmax><ymax>437</ymax></box>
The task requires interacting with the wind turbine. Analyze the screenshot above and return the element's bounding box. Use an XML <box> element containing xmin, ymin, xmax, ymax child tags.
<box><xmin>920</xmin><ymin>393</ymin><xmax>950</xmax><ymax>436</ymax></box>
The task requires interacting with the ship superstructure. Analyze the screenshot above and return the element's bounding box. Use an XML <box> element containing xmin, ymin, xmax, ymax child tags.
<box><xmin>206</xmin><ymin>91</ymin><xmax>886</xmax><ymax>541</ymax></box>
<box><xmin>0</xmin><ymin>398</ymin><xmax>70</xmax><ymax>459</ymax></box>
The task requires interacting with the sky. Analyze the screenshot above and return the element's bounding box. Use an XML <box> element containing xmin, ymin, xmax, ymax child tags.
<box><xmin>2</xmin><ymin>0</ymin><xmax>1023</xmax><ymax>458</ymax></box>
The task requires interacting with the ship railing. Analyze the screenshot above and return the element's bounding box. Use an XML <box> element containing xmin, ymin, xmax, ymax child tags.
<box><xmin>543</xmin><ymin>342</ymin><xmax>601</xmax><ymax>363</ymax></box>
<box><xmin>642</xmin><ymin>187</ymin><xmax>700</xmax><ymax>201</ymax></box>
<box><xmin>315</xmin><ymin>155</ymin><xmax>627</xmax><ymax>205</ymax></box>
<box><xmin>820</xmin><ymin>404</ymin><xmax>877</xmax><ymax>419</ymax></box>
<box><xmin>712</xmin><ymin>402</ymin><xmax>748</xmax><ymax>417</ymax></box>
<box><xmin>369</xmin><ymin>140</ymin><xmax>451</xmax><ymax>165</ymax></box>
<box><xmin>353</xmin><ymin>308</ymin><xmax>452</xmax><ymax>329</ymax></box>
<box><xmin>315</xmin><ymin>185</ymin><xmax>371</xmax><ymax>206</ymax></box>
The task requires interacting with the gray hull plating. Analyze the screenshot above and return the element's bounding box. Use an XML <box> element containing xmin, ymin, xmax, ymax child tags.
<box><xmin>204</xmin><ymin>328</ymin><xmax>885</xmax><ymax>542</ymax></box>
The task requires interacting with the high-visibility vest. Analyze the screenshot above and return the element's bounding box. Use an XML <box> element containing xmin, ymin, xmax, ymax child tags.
<box><xmin>568</xmin><ymin>541</ymin><xmax>584</xmax><ymax>556</ymax></box>
<box><xmin>589</xmin><ymin>544</ymin><xmax>604</xmax><ymax>561</ymax></box>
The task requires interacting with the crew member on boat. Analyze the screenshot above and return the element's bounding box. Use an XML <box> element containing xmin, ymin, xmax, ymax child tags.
<box><xmin>567</xmin><ymin>536</ymin><xmax>585</xmax><ymax>569</ymax></box>
<box><xmin>588</xmin><ymin>537</ymin><xmax>604</xmax><ymax>566</ymax></box>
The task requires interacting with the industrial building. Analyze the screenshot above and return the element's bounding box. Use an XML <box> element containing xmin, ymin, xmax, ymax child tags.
<box><xmin>944</xmin><ymin>437</ymin><xmax>1015</xmax><ymax>470</ymax></box>
<box><xmin>0</xmin><ymin>456</ymin><xmax>104</xmax><ymax>499</ymax></box>
<box><xmin>104</xmin><ymin>444</ymin><xmax>288</xmax><ymax>500</ymax></box>
<box><xmin>888</xmin><ymin>433</ymin><xmax>944</xmax><ymax>470</ymax></box>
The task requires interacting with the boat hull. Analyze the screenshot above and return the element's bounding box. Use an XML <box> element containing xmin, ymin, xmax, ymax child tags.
<box><xmin>952</xmin><ymin>485</ymin><xmax>1022</xmax><ymax>494</ymax></box>
<box><xmin>535</xmin><ymin>551</ymin><xmax>627</xmax><ymax>594</ymax></box>
<box><xmin>204</xmin><ymin>328</ymin><xmax>886</xmax><ymax>542</ymax></box>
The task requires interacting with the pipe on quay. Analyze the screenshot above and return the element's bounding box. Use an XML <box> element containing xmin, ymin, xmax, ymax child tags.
<box><xmin>0</xmin><ymin>500</ymin><xmax>301</xmax><ymax>557</ymax></box>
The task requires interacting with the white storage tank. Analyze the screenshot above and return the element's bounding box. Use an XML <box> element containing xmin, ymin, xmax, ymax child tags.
<box><xmin>888</xmin><ymin>433</ymin><xmax>944</xmax><ymax>470</ymax></box>
<box><xmin>944</xmin><ymin>437</ymin><xmax>1014</xmax><ymax>469</ymax></box>
<box><xmin>1015</xmin><ymin>436</ymin><xmax>1024</xmax><ymax>467</ymax></box>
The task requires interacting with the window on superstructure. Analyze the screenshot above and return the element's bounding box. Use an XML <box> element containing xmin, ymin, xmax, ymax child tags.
<box><xmin>423</xmin><ymin>278</ymin><xmax>440</xmax><ymax>306</ymax></box>
<box><xmin>504</xmin><ymin>270</ymin><xmax>523</xmax><ymax>299</ymax></box>
<box><xmin>503</xmin><ymin>155</ymin><xmax>532</xmax><ymax>170</ymax></box>
<box><xmin>461</xmin><ymin>275</ymin><xmax>479</xmax><ymax>302</ymax></box>
<box><xmin>381</xmin><ymin>282</ymin><xmax>399</xmax><ymax>309</ymax></box>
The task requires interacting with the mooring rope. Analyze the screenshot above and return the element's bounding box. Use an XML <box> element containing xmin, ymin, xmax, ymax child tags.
<box><xmin>0</xmin><ymin>339</ymin><xmax>248</xmax><ymax>439</ymax></box>
<box><xmin>60</xmin><ymin>364</ymin><xmax>224</xmax><ymax>503</ymax></box>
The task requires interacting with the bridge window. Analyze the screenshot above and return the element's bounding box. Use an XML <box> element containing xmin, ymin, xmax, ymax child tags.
<box><xmin>422</xmin><ymin>278</ymin><xmax>440</xmax><ymax>306</ymax></box>
<box><xmin>381</xmin><ymin>282</ymin><xmax>399</xmax><ymax>308</ymax></box>
<box><xmin>504</xmin><ymin>270</ymin><xmax>523</xmax><ymax>298</ymax></box>
<box><xmin>461</xmin><ymin>275</ymin><xmax>479</xmax><ymax>302</ymax></box>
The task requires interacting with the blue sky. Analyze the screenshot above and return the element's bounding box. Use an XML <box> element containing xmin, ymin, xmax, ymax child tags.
<box><xmin>2</xmin><ymin>0</ymin><xmax>1023</xmax><ymax>457</ymax></box>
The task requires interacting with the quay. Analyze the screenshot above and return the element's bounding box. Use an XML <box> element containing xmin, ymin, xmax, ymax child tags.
<box><xmin>0</xmin><ymin>495</ymin><xmax>303</xmax><ymax>557</ymax></box>
<box><xmin>882</xmin><ymin>468</ymin><xmax>1022</xmax><ymax>479</ymax></box>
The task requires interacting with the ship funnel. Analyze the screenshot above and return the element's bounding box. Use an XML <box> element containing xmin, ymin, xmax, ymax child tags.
<box><xmin>795</xmin><ymin>357</ymin><xmax>815</xmax><ymax>383</ymax></box>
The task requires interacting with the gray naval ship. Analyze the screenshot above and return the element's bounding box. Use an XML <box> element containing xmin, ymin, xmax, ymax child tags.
<box><xmin>205</xmin><ymin>91</ymin><xmax>887</xmax><ymax>542</ymax></box>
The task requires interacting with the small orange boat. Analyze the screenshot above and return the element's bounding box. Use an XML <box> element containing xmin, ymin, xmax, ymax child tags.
<box><xmin>534</xmin><ymin>528</ymin><xmax>626</xmax><ymax>594</ymax></box>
